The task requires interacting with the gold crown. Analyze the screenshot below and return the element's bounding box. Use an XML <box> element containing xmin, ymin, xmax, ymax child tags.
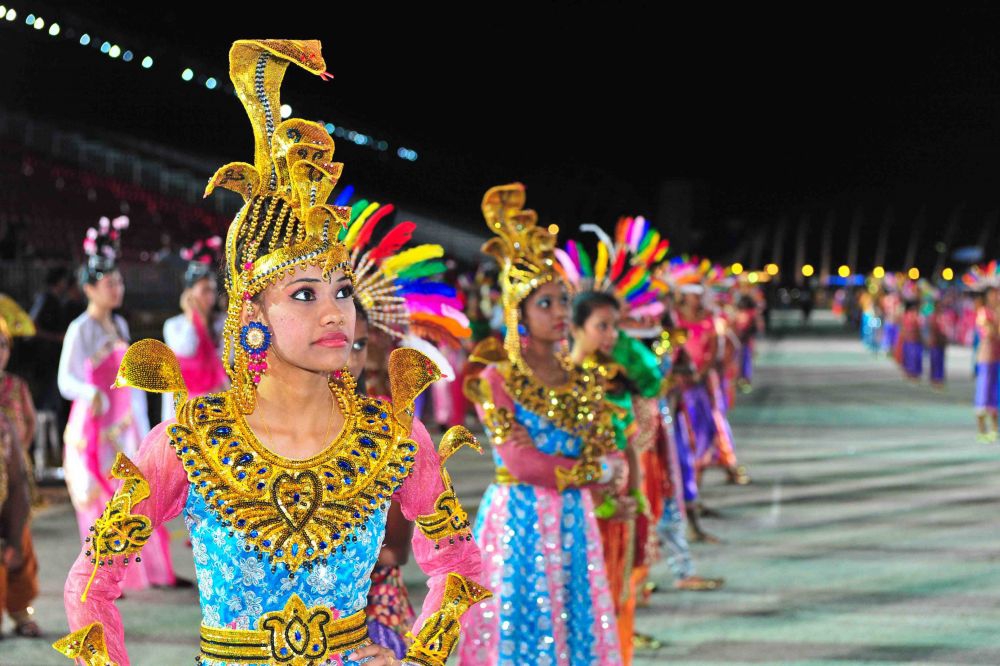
<box><xmin>480</xmin><ymin>183</ymin><xmax>558</xmax><ymax>361</ymax></box>
<box><xmin>205</xmin><ymin>40</ymin><xmax>352</xmax><ymax>413</ymax></box>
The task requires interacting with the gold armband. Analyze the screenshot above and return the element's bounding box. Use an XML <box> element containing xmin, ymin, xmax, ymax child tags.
<box><xmin>415</xmin><ymin>426</ymin><xmax>481</xmax><ymax>548</ymax></box>
<box><xmin>81</xmin><ymin>453</ymin><xmax>153</xmax><ymax>602</ymax></box>
<box><xmin>404</xmin><ymin>573</ymin><xmax>492</xmax><ymax>666</ymax></box>
<box><xmin>52</xmin><ymin>622</ymin><xmax>117</xmax><ymax>666</ymax></box>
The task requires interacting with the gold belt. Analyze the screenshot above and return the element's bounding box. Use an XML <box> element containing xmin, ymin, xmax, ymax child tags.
<box><xmin>199</xmin><ymin>596</ymin><xmax>368</xmax><ymax>664</ymax></box>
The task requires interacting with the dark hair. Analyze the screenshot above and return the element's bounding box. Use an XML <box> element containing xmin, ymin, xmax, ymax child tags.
<box><xmin>45</xmin><ymin>266</ymin><xmax>70</xmax><ymax>288</ymax></box>
<box><xmin>738</xmin><ymin>295</ymin><xmax>756</xmax><ymax>310</ymax></box>
<box><xmin>78</xmin><ymin>258</ymin><xmax>118</xmax><ymax>287</ymax></box>
<box><xmin>184</xmin><ymin>263</ymin><xmax>218</xmax><ymax>289</ymax></box>
<box><xmin>353</xmin><ymin>297</ymin><xmax>369</xmax><ymax>325</ymax></box>
<box><xmin>571</xmin><ymin>290</ymin><xmax>620</xmax><ymax>328</ymax></box>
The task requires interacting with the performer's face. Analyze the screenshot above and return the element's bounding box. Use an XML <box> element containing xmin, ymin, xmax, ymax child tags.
<box><xmin>572</xmin><ymin>304</ymin><xmax>620</xmax><ymax>357</ymax></box>
<box><xmin>522</xmin><ymin>280</ymin><xmax>570</xmax><ymax>343</ymax></box>
<box><xmin>254</xmin><ymin>265</ymin><xmax>356</xmax><ymax>374</ymax></box>
<box><xmin>347</xmin><ymin>315</ymin><xmax>369</xmax><ymax>380</ymax></box>
<box><xmin>190</xmin><ymin>276</ymin><xmax>218</xmax><ymax>314</ymax></box>
<box><xmin>84</xmin><ymin>271</ymin><xmax>124</xmax><ymax>310</ymax></box>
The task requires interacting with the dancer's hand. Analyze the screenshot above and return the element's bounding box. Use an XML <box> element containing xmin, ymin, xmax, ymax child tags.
<box><xmin>345</xmin><ymin>644</ymin><xmax>403</xmax><ymax>665</ymax></box>
<box><xmin>88</xmin><ymin>389</ymin><xmax>108</xmax><ymax>417</ymax></box>
<box><xmin>612</xmin><ymin>495</ymin><xmax>638</xmax><ymax>521</ymax></box>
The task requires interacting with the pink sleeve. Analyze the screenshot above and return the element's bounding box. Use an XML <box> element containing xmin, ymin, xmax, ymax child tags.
<box><xmin>477</xmin><ymin>365</ymin><xmax>580</xmax><ymax>489</ymax></box>
<box><xmin>393</xmin><ymin>418</ymin><xmax>487</xmax><ymax>633</ymax></box>
<box><xmin>63</xmin><ymin>421</ymin><xmax>189</xmax><ymax>666</ymax></box>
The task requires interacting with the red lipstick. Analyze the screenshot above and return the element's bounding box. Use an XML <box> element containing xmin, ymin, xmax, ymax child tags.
<box><xmin>314</xmin><ymin>331</ymin><xmax>349</xmax><ymax>348</ymax></box>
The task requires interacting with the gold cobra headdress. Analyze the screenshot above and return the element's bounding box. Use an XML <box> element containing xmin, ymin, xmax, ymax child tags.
<box><xmin>480</xmin><ymin>183</ymin><xmax>559</xmax><ymax>364</ymax></box>
<box><xmin>205</xmin><ymin>40</ymin><xmax>352</xmax><ymax>413</ymax></box>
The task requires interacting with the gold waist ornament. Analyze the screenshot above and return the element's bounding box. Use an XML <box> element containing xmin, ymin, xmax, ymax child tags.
<box><xmin>198</xmin><ymin>596</ymin><xmax>368</xmax><ymax>665</ymax></box>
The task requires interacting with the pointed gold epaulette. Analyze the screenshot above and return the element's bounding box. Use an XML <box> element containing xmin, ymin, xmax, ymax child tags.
<box><xmin>468</xmin><ymin>337</ymin><xmax>507</xmax><ymax>365</ymax></box>
<box><xmin>113</xmin><ymin>339</ymin><xmax>188</xmax><ymax>397</ymax></box>
<box><xmin>388</xmin><ymin>347</ymin><xmax>441</xmax><ymax>431</ymax></box>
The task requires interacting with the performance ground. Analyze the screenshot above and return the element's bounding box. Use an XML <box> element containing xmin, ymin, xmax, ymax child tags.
<box><xmin>6</xmin><ymin>312</ymin><xmax>1000</xmax><ymax>665</ymax></box>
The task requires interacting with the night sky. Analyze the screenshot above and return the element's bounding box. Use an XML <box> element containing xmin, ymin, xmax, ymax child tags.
<box><xmin>5</xmin><ymin>3</ymin><xmax>1000</xmax><ymax>268</ymax></box>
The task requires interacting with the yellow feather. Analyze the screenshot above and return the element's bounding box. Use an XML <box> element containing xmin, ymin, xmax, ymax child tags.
<box><xmin>381</xmin><ymin>244</ymin><xmax>444</xmax><ymax>276</ymax></box>
<box><xmin>343</xmin><ymin>201</ymin><xmax>380</xmax><ymax>249</ymax></box>
<box><xmin>595</xmin><ymin>242</ymin><xmax>609</xmax><ymax>284</ymax></box>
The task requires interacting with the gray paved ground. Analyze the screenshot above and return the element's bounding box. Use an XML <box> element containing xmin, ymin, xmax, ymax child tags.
<box><xmin>5</xmin><ymin>313</ymin><xmax>1000</xmax><ymax>664</ymax></box>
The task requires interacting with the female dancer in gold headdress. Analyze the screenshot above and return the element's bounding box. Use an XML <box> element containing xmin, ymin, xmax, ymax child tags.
<box><xmin>57</xmin><ymin>39</ymin><xmax>488</xmax><ymax>666</ymax></box>
<box><xmin>460</xmin><ymin>184</ymin><xmax>623</xmax><ymax>665</ymax></box>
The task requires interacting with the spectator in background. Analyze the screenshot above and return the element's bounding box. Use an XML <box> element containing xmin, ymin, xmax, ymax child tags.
<box><xmin>29</xmin><ymin>266</ymin><xmax>70</xmax><ymax>407</ymax></box>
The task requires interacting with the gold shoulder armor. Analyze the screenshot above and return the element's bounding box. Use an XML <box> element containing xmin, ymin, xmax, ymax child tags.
<box><xmin>468</xmin><ymin>337</ymin><xmax>507</xmax><ymax>365</ymax></box>
<box><xmin>387</xmin><ymin>347</ymin><xmax>441</xmax><ymax>431</ymax></box>
<box><xmin>114</xmin><ymin>339</ymin><xmax>188</xmax><ymax>417</ymax></box>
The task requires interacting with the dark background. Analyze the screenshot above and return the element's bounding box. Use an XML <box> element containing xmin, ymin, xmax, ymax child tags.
<box><xmin>5</xmin><ymin>3</ymin><xmax>1000</xmax><ymax>270</ymax></box>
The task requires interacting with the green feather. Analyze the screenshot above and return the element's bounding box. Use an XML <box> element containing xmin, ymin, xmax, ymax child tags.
<box><xmin>397</xmin><ymin>260</ymin><xmax>447</xmax><ymax>281</ymax></box>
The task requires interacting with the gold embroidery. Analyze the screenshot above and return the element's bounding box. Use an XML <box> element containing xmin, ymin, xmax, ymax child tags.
<box><xmin>52</xmin><ymin>622</ymin><xmax>117</xmax><ymax>666</ymax></box>
<box><xmin>168</xmin><ymin>387</ymin><xmax>416</xmax><ymax>572</ymax></box>
<box><xmin>503</xmin><ymin>360</ymin><xmax>616</xmax><ymax>490</ymax></box>
<box><xmin>414</xmin><ymin>426</ymin><xmax>481</xmax><ymax>547</ymax></box>
<box><xmin>465</xmin><ymin>340</ymin><xmax>617</xmax><ymax>491</ymax></box>
<box><xmin>199</xmin><ymin>597</ymin><xmax>368</xmax><ymax>664</ymax></box>
<box><xmin>404</xmin><ymin>573</ymin><xmax>492</xmax><ymax>666</ymax></box>
<box><xmin>81</xmin><ymin>453</ymin><xmax>153</xmax><ymax>602</ymax></box>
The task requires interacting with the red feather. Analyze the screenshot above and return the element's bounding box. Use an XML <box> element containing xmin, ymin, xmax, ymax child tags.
<box><xmin>353</xmin><ymin>204</ymin><xmax>395</xmax><ymax>253</ymax></box>
<box><xmin>369</xmin><ymin>221</ymin><xmax>415</xmax><ymax>261</ymax></box>
<box><xmin>615</xmin><ymin>216</ymin><xmax>631</xmax><ymax>247</ymax></box>
<box><xmin>609</xmin><ymin>249</ymin><xmax>628</xmax><ymax>282</ymax></box>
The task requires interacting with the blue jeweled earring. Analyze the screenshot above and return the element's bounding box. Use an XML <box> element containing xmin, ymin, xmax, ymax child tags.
<box><xmin>240</xmin><ymin>320</ymin><xmax>271</xmax><ymax>384</ymax></box>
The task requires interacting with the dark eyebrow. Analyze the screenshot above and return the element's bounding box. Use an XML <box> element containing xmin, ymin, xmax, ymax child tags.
<box><xmin>288</xmin><ymin>278</ymin><xmax>322</xmax><ymax>285</ymax></box>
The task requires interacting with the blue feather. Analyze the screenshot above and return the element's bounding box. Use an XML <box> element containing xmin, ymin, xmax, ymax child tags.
<box><xmin>397</xmin><ymin>279</ymin><xmax>456</xmax><ymax>297</ymax></box>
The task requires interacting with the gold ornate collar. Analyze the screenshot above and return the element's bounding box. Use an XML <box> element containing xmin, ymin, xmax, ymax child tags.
<box><xmin>167</xmin><ymin>384</ymin><xmax>417</xmax><ymax>573</ymax></box>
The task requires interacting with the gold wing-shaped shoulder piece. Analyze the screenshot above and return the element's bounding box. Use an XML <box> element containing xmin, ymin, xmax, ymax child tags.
<box><xmin>113</xmin><ymin>339</ymin><xmax>188</xmax><ymax>416</ymax></box>
<box><xmin>388</xmin><ymin>347</ymin><xmax>441</xmax><ymax>431</ymax></box>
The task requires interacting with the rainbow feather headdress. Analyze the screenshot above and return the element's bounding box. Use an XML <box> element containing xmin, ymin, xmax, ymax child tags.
<box><xmin>338</xmin><ymin>199</ymin><xmax>471</xmax><ymax>349</ymax></box>
<box><xmin>962</xmin><ymin>261</ymin><xmax>1000</xmax><ymax>291</ymax></box>
<box><xmin>554</xmin><ymin>215</ymin><xmax>669</xmax><ymax>319</ymax></box>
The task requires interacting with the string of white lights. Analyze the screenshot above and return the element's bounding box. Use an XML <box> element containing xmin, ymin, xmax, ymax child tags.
<box><xmin>0</xmin><ymin>5</ymin><xmax>420</xmax><ymax>162</ymax></box>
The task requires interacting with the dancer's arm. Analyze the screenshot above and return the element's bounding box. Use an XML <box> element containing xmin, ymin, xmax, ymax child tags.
<box><xmin>395</xmin><ymin>418</ymin><xmax>490</xmax><ymax>666</ymax></box>
<box><xmin>61</xmin><ymin>422</ymin><xmax>188</xmax><ymax>666</ymax></box>
<box><xmin>473</xmin><ymin>365</ymin><xmax>583</xmax><ymax>488</ymax></box>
